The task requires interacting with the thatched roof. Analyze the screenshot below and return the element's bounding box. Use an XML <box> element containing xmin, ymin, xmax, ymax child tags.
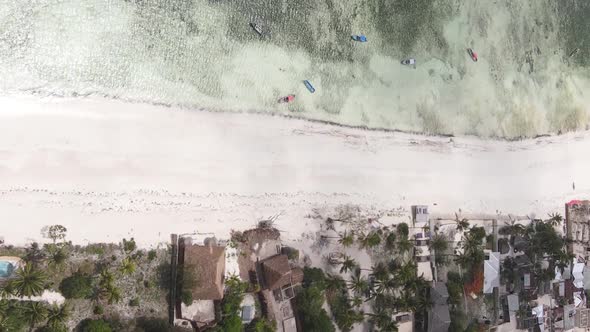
<box><xmin>183</xmin><ymin>244</ymin><xmax>225</xmax><ymax>300</ymax></box>
<box><xmin>261</xmin><ymin>255</ymin><xmax>303</xmax><ymax>290</ymax></box>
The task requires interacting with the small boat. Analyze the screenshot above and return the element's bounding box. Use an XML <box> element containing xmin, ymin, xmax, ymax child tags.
<box><xmin>249</xmin><ymin>22</ymin><xmax>263</xmax><ymax>36</ymax></box>
<box><xmin>351</xmin><ymin>35</ymin><xmax>367</xmax><ymax>42</ymax></box>
<box><xmin>303</xmin><ymin>80</ymin><xmax>315</xmax><ymax>93</ymax></box>
<box><xmin>401</xmin><ymin>58</ymin><xmax>416</xmax><ymax>67</ymax></box>
<box><xmin>278</xmin><ymin>94</ymin><xmax>295</xmax><ymax>103</ymax></box>
<box><xmin>467</xmin><ymin>48</ymin><xmax>478</xmax><ymax>62</ymax></box>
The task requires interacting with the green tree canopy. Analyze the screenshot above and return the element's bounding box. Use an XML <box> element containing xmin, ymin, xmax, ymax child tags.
<box><xmin>59</xmin><ymin>274</ymin><xmax>93</xmax><ymax>299</ymax></box>
<box><xmin>295</xmin><ymin>286</ymin><xmax>336</xmax><ymax>332</ymax></box>
<box><xmin>78</xmin><ymin>319</ymin><xmax>112</xmax><ymax>332</ymax></box>
<box><xmin>246</xmin><ymin>318</ymin><xmax>276</xmax><ymax>332</ymax></box>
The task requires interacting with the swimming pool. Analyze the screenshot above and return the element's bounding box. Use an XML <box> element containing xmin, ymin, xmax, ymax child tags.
<box><xmin>0</xmin><ymin>261</ymin><xmax>15</xmax><ymax>278</ymax></box>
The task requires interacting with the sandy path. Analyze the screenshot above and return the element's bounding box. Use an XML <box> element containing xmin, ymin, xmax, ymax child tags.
<box><xmin>0</xmin><ymin>95</ymin><xmax>588</xmax><ymax>246</ymax></box>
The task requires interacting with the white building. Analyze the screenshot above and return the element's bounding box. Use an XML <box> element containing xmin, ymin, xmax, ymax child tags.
<box><xmin>483</xmin><ymin>251</ymin><xmax>500</xmax><ymax>294</ymax></box>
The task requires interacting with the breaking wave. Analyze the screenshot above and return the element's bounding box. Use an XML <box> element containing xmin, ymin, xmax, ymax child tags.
<box><xmin>0</xmin><ymin>0</ymin><xmax>589</xmax><ymax>139</ymax></box>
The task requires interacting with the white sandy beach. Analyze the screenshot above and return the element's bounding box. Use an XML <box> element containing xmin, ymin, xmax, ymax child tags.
<box><xmin>0</xmin><ymin>95</ymin><xmax>588</xmax><ymax>247</ymax></box>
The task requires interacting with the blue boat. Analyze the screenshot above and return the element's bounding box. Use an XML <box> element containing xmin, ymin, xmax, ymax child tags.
<box><xmin>351</xmin><ymin>35</ymin><xmax>367</xmax><ymax>42</ymax></box>
<box><xmin>303</xmin><ymin>80</ymin><xmax>315</xmax><ymax>93</ymax></box>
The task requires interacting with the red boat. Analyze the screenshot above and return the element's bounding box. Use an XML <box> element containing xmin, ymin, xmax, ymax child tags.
<box><xmin>278</xmin><ymin>94</ymin><xmax>295</xmax><ymax>103</ymax></box>
<box><xmin>467</xmin><ymin>48</ymin><xmax>478</xmax><ymax>62</ymax></box>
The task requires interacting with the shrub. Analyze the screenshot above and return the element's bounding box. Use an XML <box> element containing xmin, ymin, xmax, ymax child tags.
<box><xmin>129</xmin><ymin>298</ymin><xmax>140</xmax><ymax>307</ymax></box>
<box><xmin>36</xmin><ymin>323</ymin><xmax>68</xmax><ymax>332</ymax></box>
<box><xmin>59</xmin><ymin>273</ymin><xmax>93</xmax><ymax>299</ymax></box>
<box><xmin>131</xmin><ymin>251</ymin><xmax>144</xmax><ymax>261</ymax></box>
<box><xmin>122</xmin><ymin>238</ymin><xmax>137</xmax><ymax>254</ymax></box>
<box><xmin>83</xmin><ymin>244</ymin><xmax>106</xmax><ymax>256</ymax></box>
<box><xmin>247</xmin><ymin>318</ymin><xmax>277</xmax><ymax>332</ymax></box>
<box><xmin>77</xmin><ymin>260</ymin><xmax>96</xmax><ymax>275</ymax></box>
<box><xmin>181</xmin><ymin>290</ymin><xmax>193</xmax><ymax>306</ymax></box>
<box><xmin>303</xmin><ymin>267</ymin><xmax>326</xmax><ymax>290</ymax></box>
<box><xmin>77</xmin><ymin>319</ymin><xmax>112</xmax><ymax>332</ymax></box>
<box><xmin>135</xmin><ymin>317</ymin><xmax>172</xmax><ymax>332</ymax></box>
<box><xmin>93</xmin><ymin>305</ymin><xmax>104</xmax><ymax>315</ymax></box>
<box><xmin>281</xmin><ymin>247</ymin><xmax>300</xmax><ymax>261</ymax></box>
<box><xmin>147</xmin><ymin>250</ymin><xmax>157</xmax><ymax>261</ymax></box>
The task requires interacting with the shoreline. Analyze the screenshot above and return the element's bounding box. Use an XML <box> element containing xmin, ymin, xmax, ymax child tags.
<box><xmin>7</xmin><ymin>91</ymin><xmax>586</xmax><ymax>142</ymax></box>
<box><xmin>0</xmin><ymin>94</ymin><xmax>588</xmax><ymax>247</ymax></box>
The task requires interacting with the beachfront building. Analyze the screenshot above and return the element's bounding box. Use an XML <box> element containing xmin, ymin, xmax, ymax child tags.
<box><xmin>412</xmin><ymin>205</ymin><xmax>429</xmax><ymax>229</ymax></box>
<box><xmin>414</xmin><ymin>231</ymin><xmax>434</xmax><ymax>281</ymax></box>
<box><xmin>259</xmin><ymin>254</ymin><xmax>303</xmax><ymax>332</ymax></box>
<box><xmin>177</xmin><ymin>238</ymin><xmax>226</xmax><ymax>328</ymax></box>
<box><xmin>183</xmin><ymin>241</ymin><xmax>226</xmax><ymax>300</ymax></box>
<box><xmin>565</xmin><ymin>200</ymin><xmax>590</xmax><ymax>260</ymax></box>
<box><xmin>261</xmin><ymin>254</ymin><xmax>303</xmax><ymax>299</ymax></box>
<box><xmin>483</xmin><ymin>251</ymin><xmax>500</xmax><ymax>294</ymax></box>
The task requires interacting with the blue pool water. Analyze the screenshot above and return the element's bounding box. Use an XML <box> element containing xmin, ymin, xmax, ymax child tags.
<box><xmin>0</xmin><ymin>261</ymin><xmax>15</xmax><ymax>278</ymax></box>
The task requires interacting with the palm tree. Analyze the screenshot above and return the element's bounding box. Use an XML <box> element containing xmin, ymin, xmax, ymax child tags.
<box><xmin>555</xmin><ymin>251</ymin><xmax>575</xmax><ymax>272</ymax></box>
<box><xmin>396</xmin><ymin>237</ymin><xmax>413</xmax><ymax>256</ymax></box>
<box><xmin>103</xmin><ymin>285</ymin><xmax>122</xmax><ymax>304</ymax></box>
<box><xmin>395</xmin><ymin>261</ymin><xmax>417</xmax><ymax>286</ymax></box>
<box><xmin>370</xmin><ymin>262</ymin><xmax>390</xmax><ymax>282</ymax></box>
<box><xmin>350</xmin><ymin>296</ymin><xmax>363</xmax><ymax>307</ymax></box>
<box><xmin>359</xmin><ymin>231</ymin><xmax>382</xmax><ymax>249</ymax></box>
<box><xmin>46</xmin><ymin>303</ymin><xmax>69</xmax><ymax>329</ymax></box>
<box><xmin>0</xmin><ymin>300</ymin><xmax>7</xmax><ymax>317</ymax></box>
<box><xmin>429</xmin><ymin>233</ymin><xmax>449</xmax><ymax>253</ymax></box>
<box><xmin>8</xmin><ymin>264</ymin><xmax>47</xmax><ymax>297</ymax></box>
<box><xmin>384</xmin><ymin>232</ymin><xmax>396</xmax><ymax>252</ymax></box>
<box><xmin>324</xmin><ymin>274</ymin><xmax>345</xmax><ymax>292</ymax></box>
<box><xmin>457</xmin><ymin>218</ymin><xmax>469</xmax><ymax>232</ymax></box>
<box><xmin>396</xmin><ymin>223</ymin><xmax>409</xmax><ymax>238</ymax></box>
<box><xmin>23</xmin><ymin>243</ymin><xmax>46</xmax><ymax>266</ymax></box>
<box><xmin>338</xmin><ymin>231</ymin><xmax>355</xmax><ymax>248</ymax></box>
<box><xmin>47</xmin><ymin>245</ymin><xmax>69</xmax><ymax>269</ymax></box>
<box><xmin>339</xmin><ymin>256</ymin><xmax>358</xmax><ymax>274</ymax></box>
<box><xmin>366</xmin><ymin>308</ymin><xmax>399</xmax><ymax>332</ymax></box>
<box><xmin>0</xmin><ymin>285</ymin><xmax>12</xmax><ymax>299</ymax></box>
<box><xmin>0</xmin><ymin>315</ymin><xmax>19</xmax><ymax>332</ymax></box>
<box><xmin>547</xmin><ymin>212</ymin><xmax>563</xmax><ymax>227</ymax></box>
<box><xmin>22</xmin><ymin>301</ymin><xmax>48</xmax><ymax>331</ymax></box>
<box><xmin>348</xmin><ymin>268</ymin><xmax>369</xmax><ymax>297</ymax></box>
<box><xmin>119</xmin><ymin>257</ymin><xmax>136</xmax><ymax>275</ymax></box>
<box><xmin>98</xmin><ymin>269</ymin><xmax>115</xmax><ymax>289</ymax></box>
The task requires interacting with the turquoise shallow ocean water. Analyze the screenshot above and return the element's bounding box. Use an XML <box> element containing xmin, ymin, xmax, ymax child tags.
<box><xmin>0</xmin><ymin>0</ymin><xmax>589</xmax><ymax>138</ymax></box>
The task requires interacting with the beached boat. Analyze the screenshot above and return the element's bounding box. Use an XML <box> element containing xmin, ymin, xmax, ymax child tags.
<box><xmin>303</xmin><ymin>80</ymin><xmax>315</xmax><ymax>93</ymax></box>
<box><xmin>351</xmin><ymin>35</ymin><xmax>367</xmax><ymax>42</ymax></box>
<box><xmin>467</xmin><ymin>48</ymin><xmax>478</xmax><ymax>62</ymax></box>
<box><xmin>249</xmin><ymin>22</ymin><xmax>263</xmax><ymax>36</ymax></box>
